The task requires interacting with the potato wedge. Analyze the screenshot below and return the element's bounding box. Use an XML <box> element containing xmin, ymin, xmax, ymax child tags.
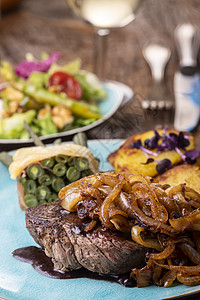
<box><xmin>156</xmin><ymin>164</ymin><xmax>200</xmax><ymax>194</ymax></box>
<box><xmin>108</xmin><ymin>129</ymin><xmax>195</xmax><ymax>177</ymax></box>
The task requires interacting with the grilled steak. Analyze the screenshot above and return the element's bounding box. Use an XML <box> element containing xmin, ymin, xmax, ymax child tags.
<box><xmin>26</xmin><ymin>200</ymin><xmax>147</xmax><ymax>275</ymax></box>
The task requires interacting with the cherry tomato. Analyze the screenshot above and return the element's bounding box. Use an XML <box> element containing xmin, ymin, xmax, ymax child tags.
<box><xmin>49</xmin><ymin>71</ymin><xmax>82</xmax><ymax>100</ymax></box>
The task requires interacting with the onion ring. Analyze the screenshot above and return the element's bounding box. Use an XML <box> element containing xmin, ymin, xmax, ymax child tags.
<box><xmin>169</xmin><ymin>209</ymin><xmax>200</xmax><ymax>232</ymax></box>
<box><xmin>130</xmin><ymin>173</ymin><xmax>168</xmax><ymax>223</ymax></box>
<box><xmin>177</xmin><ymin>273</ymin><xmax>200</xmax><ymax>286</ymax></box>
<box><xmin>130</xmin><ymin>194</ymin><xmax>176</xmax><ymax>236</ymax></box>
<box><xmin>131</xmin><ymin>225</ymin><xmax>162</xmax><ymax>251</ymax></box>
<box><xmin>99</xmin><ymin>174</ymin><xmax>125</xmax><ymax>228</ymax></box>
<box><xmin>147</xmin><ymin>243</ymin><xmax>175</xmax><ymax>260</ymax></box>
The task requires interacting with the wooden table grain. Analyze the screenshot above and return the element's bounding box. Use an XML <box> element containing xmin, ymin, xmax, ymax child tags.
<box><xmin>1</xmin><ymin>1</ymin><xmax>200</xmax><ymax>298</ymax></box>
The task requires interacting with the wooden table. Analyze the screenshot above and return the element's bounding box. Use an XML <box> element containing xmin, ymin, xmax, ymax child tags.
<box><xmin>1</xmin><ymin>1</ymin><xmax>200</xmax><ymax>298</ymax></box>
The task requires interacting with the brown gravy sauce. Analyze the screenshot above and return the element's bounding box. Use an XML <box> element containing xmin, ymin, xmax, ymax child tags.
<box><xmin>12</xmin><ymin>246</ymin><xmax>136</xmax><ymax>287</ymax></box>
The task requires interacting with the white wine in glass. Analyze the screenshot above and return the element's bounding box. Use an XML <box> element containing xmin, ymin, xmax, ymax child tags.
<box><xmin>66</xmin><ymin>0</ymin><xmax>144</xmax><ymax>77</ymax></box>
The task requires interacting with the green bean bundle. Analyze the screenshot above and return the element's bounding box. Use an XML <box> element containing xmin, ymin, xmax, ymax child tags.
<box><xmin>10</xmin><ymin>143</ymin><xmax>99</xmax><ymax>210</ymax></box>
<box><xmin>18</xmin><ymin>155</ymin><xmax>94</xmax><ymax>208</ymax></box>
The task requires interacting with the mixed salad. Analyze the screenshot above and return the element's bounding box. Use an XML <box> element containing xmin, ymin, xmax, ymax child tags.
<box><xmin>0</xmin><ymin>53</ymin><xmax>107</xmax><ymax>139</ymax></box>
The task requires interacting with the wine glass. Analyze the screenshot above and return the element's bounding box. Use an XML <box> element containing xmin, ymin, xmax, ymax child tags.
<box><xmin>65</xmin><ymin>0</ymin><xmax>144</xmax><ymax>78</ymax></box>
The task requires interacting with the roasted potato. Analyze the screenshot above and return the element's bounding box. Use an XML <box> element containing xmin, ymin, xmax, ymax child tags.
<box><xmin>156</xmin><ymin>164</ymin><xmax>200</xmax><ymax>194</ymax></box>
<box><xmin>108</xmin><ymin>129</ymin><xmax>195</xmax><ymax>177</ymax></box>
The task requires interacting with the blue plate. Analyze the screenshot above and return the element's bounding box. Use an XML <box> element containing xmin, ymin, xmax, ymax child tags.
<box><xmin>0</xmin><ymin>81</ymin><xmax>124</xmax><ymax>146</ymax></box>
<box><xmin>1</xmin><ymin>139</ymin><xmax>200</xmax><ymax>300</ymax></box>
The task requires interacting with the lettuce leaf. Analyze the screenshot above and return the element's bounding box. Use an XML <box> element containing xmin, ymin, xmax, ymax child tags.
<box><xmin>75</xmin><ymin>71</ymin><xmax>106</xmax><ymax>100</ymax></box>
<box><xmin>34</xmin><ymin>112</ymin><xmax>58</xmax><ymax>136</ymax></box>
<box><xmin>0</xmin><ymin>110</ymin><xmax>36</xmax><ymax>139</ymax></box>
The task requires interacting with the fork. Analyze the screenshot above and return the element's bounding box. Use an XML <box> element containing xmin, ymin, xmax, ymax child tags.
<box><xmin>142</xmin><ymin>43</ymin><xmax>173</xmax><ymax>110</ymax></box>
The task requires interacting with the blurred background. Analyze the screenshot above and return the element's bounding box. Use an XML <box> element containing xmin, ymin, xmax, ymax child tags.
<box><xmin>1</xmin><ymin>0</ymin><xmax>200</xmax><ymax>98</ymax></box>
<box><xmin>1</xmin><ymin>0</ymin><xmax>200</xmax><ymax>147</ymax></box>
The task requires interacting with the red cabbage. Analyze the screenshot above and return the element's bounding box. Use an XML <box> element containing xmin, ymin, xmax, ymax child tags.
<box><xmin>156</xmin><ymin>158</ymin><xmax>172</xmax><ymax>174</ymax></box>
<box><xmin>14</xmin><ymin>52</ymin><xmax>61</xmax><ymax>78</ymax></box>
<box><xmin>131</xmin><ymin>130</ymin><xmax>200</xmax><ymax>174</ymax></box>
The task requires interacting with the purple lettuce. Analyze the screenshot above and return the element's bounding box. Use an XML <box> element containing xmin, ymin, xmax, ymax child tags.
<box><xmin>14</xmin><ymin>52</ymin><xmax>61</xmax><ymax>78</ymax></box>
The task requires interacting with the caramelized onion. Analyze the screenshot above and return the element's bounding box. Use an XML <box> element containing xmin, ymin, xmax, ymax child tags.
<box><xmin>131</xmin><ymin>225</ymin><xmax>162</xmax><ymax>251</ymax></box>
<box><xmin>178</xmin><ymin>242</ymin><xmax>200</xmax><ymax>264</ymax></box>
<box><xmin>84</xmin><ymin>220</ymin><xmax>97</xmax><ymax>232</ymax></box>
<box><xmin>153</xmin><ymin>261</ymin><xmax>200</xmax><ymax>275</ymax></box>
<box><xmin>131</xmin><ymin>182</ymin><xmax>152</xmax><ymax>216</ymax></box>
<box><xmin>58</xmin><ymin>171</ymin><xmax>200</xmax><ymax>288</ymax></box>
<box><xmin>96</xmin><ymin>173</ymin><xmax>121</xmax><ymax>187</ymax></box>
<box><xmin>188</xmin><ymin>200</ymin><xmax>200</xmax><ymax>209</ymax></box>
<box><xmin>148</xmin><ymin>243</ymin><xmax>175</xmax><ymax>260</ymax></box>
<box><xmin>130</xmin><ymin>195</ymin><xmax>175</xmax><ymax>236</ymax></box>
<box><xmin>166</xmin><ymin>184</ymin><xmax>200</xmax><ymax>203</ymax></box>
<box><xmin>60</xmin><ymin>187</ymin><xmax>82</xmax><ymax>212</ymax></box>
<box><xmin>169</xmin><ymin>209</ymin><xmax>200</xmax><ymax>232</ymax></box>
<box><xmin>80</xmin><ymin>181</ymin><xmax>102</xmax><ymax>202</ymax></box>
<box><xmin>151</xmin><ymin>259</ymin><xmax>165</xmax><ymax>284</ymax></box>
<box><xmin>118</xmin><ymin>191</ymin><xmax>135</xmax><ymax>218</ymax></box>
<box><xmin>98</xmin><ymin>185</ymin><xmax>113</xmax><ymax>196</ymax></box>
<box><xmin>177</xmin><ymin>273</ymin><xmax>200</xmax><ymax>286</ymax></box>
<box><xmin>159</xmin><ymin>270</ymin><xmax>177</xmax><ymax>287</ymax></box>
<box><xmin>193</xmin><ymin>231</ymin><xmax>200</xmax><ymax>253</ymax></box>
<box><xmin>108</xmin><ymin>203</ymin><xmax>128</xmax><ymax>219</ymax></box>
<box><xmin>152</xmin><ymin>186</ymin><xmax>177</xmax><ymax>214</ymax></box>
<box><xmin>99</xmin><ymin>175</ymin><xmax>125</xmax><ymax>228</ymax></box>
<box><xmin>110</xmin><ymin>214</ymin><xmax>131</xmax><ymax>232</ymax></box>
<box><xmin>130</xmin><ymin>173</ymin><xmax>168</xmax><ymax>223</ymax></box>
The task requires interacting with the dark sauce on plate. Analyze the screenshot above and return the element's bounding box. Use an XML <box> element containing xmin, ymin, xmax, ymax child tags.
<box><xmin>12</xmin><ymin>246</ymin><xmax>136</xmax><ymax>287</ymax></box>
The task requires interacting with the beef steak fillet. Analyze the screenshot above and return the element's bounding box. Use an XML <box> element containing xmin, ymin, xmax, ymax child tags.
<box><xmin>26</xmin><ymin>200</ymin><xmax>147</xmax><ymax>275</ymax></box>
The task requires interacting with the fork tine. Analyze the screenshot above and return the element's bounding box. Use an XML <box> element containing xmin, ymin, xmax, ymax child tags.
<box><xmin>150</xmin><ymin>100</ymin><xmax>159</xmax><ymax>110</ymax></box>
<box><xmin>165</xmin><ymin>101</ymin><xmax>174</xmax><ymax>110</ymax></box>
<box><xmin>142</xmin><ymin>98</ymin><xmax>173</xmax><ymax>110</ymax></box>
<box><xmin>142</xmin><ymin>42</ymin><xmax>172</xmax><ymax>111</ymax></box>
<box><xmin>157</xmin><ymin>100</ymin><xmax>165</xmax><ymax>110</ymax></box>
<box><xmin>142</xmin><ymin>100</ymin><xmax>150</xmax><ymax>109</ymax></box>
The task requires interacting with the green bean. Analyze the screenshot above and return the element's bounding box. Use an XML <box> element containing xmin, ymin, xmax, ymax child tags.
<box><xmin>75</xmin><ymin>157</ymin><xmax>89</xmax><ymax>171</ymax></box>
<box><xmin>39</xmin><ymin>199</ymin><xmax>47</xmax><ymax>205</ymax></box>
<box><xmin>67</xmin><ymin>156</ymin><xmax>76</xmax><ymax>166</ymax></box>
<box><xmin>26</xmin><ymin>164</ymin><xmax>44</xmax><ymax>179</ymax></box>
<box><xmin>53</xmin><ymin>163</ymin><xmax>67</xmax><ymax>177</ymax></box>
<box><xmin>41</xmin><ymin>157</ymin><xmax>55</xmax><ymax>168</ymax></box>
<box><xmin>66</xmin><ymin>167</ymin><xmax>80</xmax><ymax>182</ymax></box>
<box><xmin>24</xmin><ymin>179</ymin><xmax>37</xmax><ymax>194</ymax></box>
<box><xmin>81</xmin><ymin>169</ymin><xmax>93</xmax><ymax>178</ymax></box>
<box><xmin>24</xmin><ymin>194</ymin><xmax>38</xmax><ymax>207</ymax></box>
<box><xmin>38</xmin><ymin>174</ymin><xmax>51</xmax><ymax>186</ymax></box>
<box><xmin>55</xmin><ymin>155</ymin><xmax>69</xmax><ymax>164</ymax></box>
<box><xmin>48</xmin><ymin>193</ymin><xmax>58</xmax><ymax>203</ymax></box>
<box><xmin>36</xmin><ymin>186</ymin><xmax>51</xmax><ymax>200</ymax></box>
<box><xmin>19</xmin><ymin>176</ymin><xmax>27</xmax><ymax>185</ymax></box>
<box><xmin>52</xmin><ymin>177</ymin><xmax>65</xmax><ymax>192</ymax></box>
